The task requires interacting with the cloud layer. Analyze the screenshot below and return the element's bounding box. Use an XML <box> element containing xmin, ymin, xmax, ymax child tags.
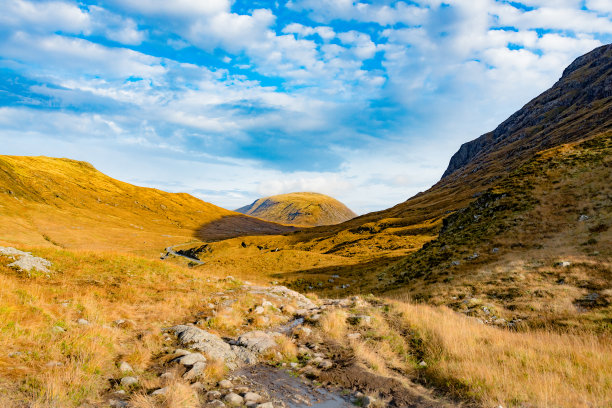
<box><xmin>0</xmin><ymin>0</ymin><xmax>610</xmax><ymax>213</ymax></box>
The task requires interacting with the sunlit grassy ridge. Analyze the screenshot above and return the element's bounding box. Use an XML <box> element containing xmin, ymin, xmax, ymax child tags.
<box><xmin>0</xmin><ymin>156</ymin><xmax>291</xmax><ymax>254</ymax></box>
<box><xmin>236</xmin><ymin>192</ymin><xmax>357</xmax><ymax>227</ymax></box>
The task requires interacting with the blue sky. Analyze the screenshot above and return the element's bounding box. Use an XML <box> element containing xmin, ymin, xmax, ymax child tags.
<box><xmin>1</xmin><ymin>0</ymin><xmax>611</xmax><ymax>213</ymax></box>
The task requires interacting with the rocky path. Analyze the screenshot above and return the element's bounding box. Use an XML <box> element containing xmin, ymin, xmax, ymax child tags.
<box><xmin>106</xmin><ymin>281</ymin><xmax>458</xmax><ymax>408</ymax></box>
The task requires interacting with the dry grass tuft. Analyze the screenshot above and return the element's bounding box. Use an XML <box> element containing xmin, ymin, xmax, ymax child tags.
<box><xmin>320</xmin><ymin>309</ymin><xmax>348</xmax><ymax>341</ymax></box>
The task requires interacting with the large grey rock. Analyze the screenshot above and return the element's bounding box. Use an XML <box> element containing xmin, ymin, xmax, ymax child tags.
<box><xmin>170</xmin><ymin>325</ymin><xmax>236</xmax><ymax>362</ymax></box>
<box><xmin>236</xmin><ymin>331</ymin><xmax>277</xmax><ymax>353</ymax></box>
<box><xmin>0</xmin><ymin>247</ymin><xmax>51</xmax><ymax>274</ymax></box>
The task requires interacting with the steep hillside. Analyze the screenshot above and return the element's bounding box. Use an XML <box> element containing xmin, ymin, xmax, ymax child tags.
<box><xmin>0</xmin><ymin>156</ymin><xmax>294</xmax><ymax>252</ymax></box>
<box><xmin>236</xmin><ymin>192</ymin><xmax>357</xmax><ymax>227</ymax></box>
<box><xmin>179</xmin><ymin>45</ymin><xmax>611</xmax><ymax>331</ymax></box>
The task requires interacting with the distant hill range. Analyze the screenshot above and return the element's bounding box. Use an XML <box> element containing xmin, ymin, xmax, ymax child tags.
<box><xmin>236</xmin><ymin>192</ymin><xmax>357</xmax><ymax>227</ymax></box>
<box><xmin>0</xmin><ymin>156</ymin><xmax>294</xmax><ymax>251</ymax></box>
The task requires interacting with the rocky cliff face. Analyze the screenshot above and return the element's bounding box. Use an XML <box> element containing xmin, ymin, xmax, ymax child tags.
<box><xmin>442</xmin><ymin>43</ymin><xmax>612</xmax><ymax>179</ymax></box>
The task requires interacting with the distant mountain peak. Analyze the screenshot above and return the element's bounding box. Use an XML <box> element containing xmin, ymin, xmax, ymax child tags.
<box><xmin>236</xmin><ymin>192</ymin><xmax>357</xmax><ymax>227</ymax></box>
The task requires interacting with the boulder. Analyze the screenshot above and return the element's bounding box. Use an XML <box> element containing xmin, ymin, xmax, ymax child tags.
<box><xmin>224</xmin><ymin>392</ymin><xmax>244</xmax><ymax>406</ymax></box>
<box><xmin>170</xmin><ymin>325</ymin><xmax>236</xmax><ymax>362</ymax></box>
<box><xmin>244</xmin><ymin>392</ymin><xmax>262</xmax><ymax>403</ymax></box>
<box><xmin>236</xmin><ymin>331</ymin><xmax>277</xmax><ymax>353</ymax></box>
<box><xmin>218</xmin><ymin>379</ymin><xmax>233</xmax><ymax>389</ymax></box>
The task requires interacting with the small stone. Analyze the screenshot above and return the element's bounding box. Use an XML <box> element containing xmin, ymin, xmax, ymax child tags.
<box><xmin>46</xmin><ymin>361</ymin><xmax>63</xmax><ymax>367</ymax></box>
<box><xmin>8</xmin><ymin>352</ymin><xmax>22</xmax><ymax>358</ymax></box>
<box><xmin>173</xmin><ymin>348</ymin><xmax>191</xmax><ymax>356</ymax></box>
<box><xmin>206</xmin><ymin>390</ymin><xmax>222</xmax><ymax>400</ymax></box>
<box><xmin>234</xmin><ymin>386</ymin><xmax>249</xmax><ymax>394</ymax></box>
<box><xmin>52</xmin><ymin>325</ymin><xmax>65</xmax><ymax>333</ymax></box>
<box><xmin>108</xmin><ymin>399</ymin><xmax>128</xmax><ymax>408</ymax></box>
<box><xmin>318</xmin><ymin>359</ymin><xmax>333</xmax><ymax>369</ymax></box>
<box><xmin>243</xmin><ymin>392</ymin><xmax>262</xmax><ymax>403</ymax></box>
<box><xmin>347</xmin><ymin>333</ymin><xmax>361</xmax><ymax>340</ymax></box>
<box><xmin>256</xmin><ymin>403</ymin><xmax>274</xmax><ymax>408</ymax></box>
<box><xmin>418</xmin><ymin>361</ymin><xmax>427</xmax><ymax>367</ymax></box>
<box><xmin>160</xmin><ymin>372</ymin><xmax>174</xmax><ymax>380</ymax></box>
<box><xmin>362</xmin><ymin>396</ymin><xmax>376</xmax><ymax>407</ymax></box>
<box><xmin>224</xmin><ymin>392</ymin><xmax>244</xmax><ymax>406</ymax></box>
<box><xmin>120</xmin><ymin>376</ymin><xmax>138</xmax><ymax>387</ymax></box>
<box><xmin>183</xmin><ymin>361</ymin><xmax>207</xmax><ymax>380</ymax></box>
<box><xmin>151</xmin><ymin>387</ymin><xmax>167</xmax><ymax>396</ymax></box>
<box><xmin>191</xmin><ymin>382</ymin><xmax>206</xmax><ymax>392</ymax></box>
<box><xmin>253</xmin><ymin>306</ymin><xmax>265</xmax><ymax>315</ymax></box>
<box><xmin>207</xmin><ymin>400</ymin><xmax>226</xmax><ymax>408</ymax></box>
<box><xmin>118</xmin><ymin>361</ymin><xmax>133</xmax><ymax>373</ymax></box>
<box><xmin>293</xmin><ymin>326</ymin><xmax>312</xmax><ymax>337</ymax></box>
<box><xmin>262</xmin><ymin>300</ymin><xmax>274</xmax><ymax>308</ymax></box>
<box><xmin>178</xmin><ymin>352</ymin><xmax>207</xmax><ymax>366</ymax></box>
<box><xmin>289</xmin><ymin>362</ymin><xmax>299</xmax><ymax>368</ymax></box>
<box><xmin>219</xmin><ymin>379</ymin><xmax>233</xmax><ymax>389</ymax></box>
<box><xmin>77</xmin><ymin>318</ymin><xmax>89</xmax><ymax>325</ymax></box>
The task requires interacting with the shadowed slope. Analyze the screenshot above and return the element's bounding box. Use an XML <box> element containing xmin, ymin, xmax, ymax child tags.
<box><xmin>236</xmin><ymin>192</ymin><xmax>357</xmax><ymax>227</ymax></box>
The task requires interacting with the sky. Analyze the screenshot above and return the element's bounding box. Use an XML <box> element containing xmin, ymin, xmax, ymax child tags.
<box><xmin>1</xmin><ymin>0</ymin><xmax>611</xmax><ymax>214</ymax></box>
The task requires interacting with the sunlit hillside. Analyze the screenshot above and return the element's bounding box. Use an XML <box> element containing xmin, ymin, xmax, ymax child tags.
<box><xmin>236</xmin><ymin>192</ymin><xmax>357</xmax><ymax>227</ymax></box>
<box><xmin>0</xmin><ymin>156</ymin><xmax>294</xmax><ymax>255</ymax></box>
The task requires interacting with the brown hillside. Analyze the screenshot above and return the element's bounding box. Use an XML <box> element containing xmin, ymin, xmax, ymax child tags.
<box><xmin>235</xmin><ymin>192</ymin><xmax>357</xmax><ymax>227</ymax></box>
<box><xmin>0</xmin><ymin>156</ymin><xmax>294</xmax><ymax>253</ymax></box>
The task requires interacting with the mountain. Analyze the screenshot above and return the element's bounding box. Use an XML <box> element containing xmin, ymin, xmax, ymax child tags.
<box><xmin>0</xmin><ymin>156</ymin><xmax>295</xmax><ymax>252</ymax></box>
<box><xmin>189</xmin><ymin>44</ymin><xmax>611</xmax><ymax>331</ymax></box>
<box><xmin>235</xmin><ymin>192</ymin><xmax>357</xmax><ymax>227</ymax></box>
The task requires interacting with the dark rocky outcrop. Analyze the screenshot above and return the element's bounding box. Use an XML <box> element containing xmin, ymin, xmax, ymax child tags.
<box><xmin>442</xmin><ymin>43</ymin><xmax>612</xmax><ymax>179</ymax></box>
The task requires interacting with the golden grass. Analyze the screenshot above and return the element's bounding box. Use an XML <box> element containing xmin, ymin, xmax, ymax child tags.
<box><xmin>0</xmin><ymin>246</ymin><xmax>235</xmax><ymax>406</ymax></box>
<box><xmin>391</xmin><ymin>299</ymin><xmax>612</xmax><ymax>408</ymax></box>
<box><xmin>320</xmin><ymin>309</ymin><xmax>348</xmax><ymax>341</ymax></box>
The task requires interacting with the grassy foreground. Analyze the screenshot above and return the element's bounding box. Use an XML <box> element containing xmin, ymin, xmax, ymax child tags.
<box><xmin>0</xmin><ymin>245</ymin><xmax>609</xmax><ymax>407</ymax></box>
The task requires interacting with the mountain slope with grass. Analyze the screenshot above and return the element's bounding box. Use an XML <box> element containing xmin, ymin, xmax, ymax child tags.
<box><xmin>236</xmin><ymin>192</ymin><xmax>357</xmax><ymax>227</ymax></box>
<box><xmin>0</xmin><ymin>156</ymin><xmax>295</xmax><ymax>253</ymax></box>
<box><xmin>183</xmin><ymin>44</ymin><xmax>612</xmax><ymax>332</ymax></box>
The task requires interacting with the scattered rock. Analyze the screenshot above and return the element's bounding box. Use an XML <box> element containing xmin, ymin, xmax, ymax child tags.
<box><xmin>206</xmin><ymin>390</ymin><xmax>222</xmax><ymax>400</ymax></box>
<box><xmin>108</xmin><ymin>399</ymin><xmax>128</xmax><ymax>408</ymax></box>
<box><xmin>418</xmin><ymin>361</ymin><xmax>427</xmax><ymax>367</ymax></box>
<box><xmin>191</xmin><ymin>382</ymin><xmax>206</xmax><ymax>393</ymax></box>
<box><xmin>243</xmin><ymin>392</ymin><xmax>262</xmax><ymax>404</ymax></box>
<box><xmin>160</xmin><ymin>372</ymin><xmax>174</xmax><ymax>381</ymax></box>
<box><xmin>118</xmin><ymin>361</ymin><xmax>133</xmax><ymax>373</ymax></box>
<box><xmin>170</xmin><ymin>325</ymin><xmax>236</xmax><ymax>362</ymax></box>
<box><xmin>256</xmin><ymin>403</ymin><xmax>274</xmax><ymax>408</ymax></box>
<box><xmin>151</xmin><ymin>387</ymin><xmax>167</xmax><ymax>396</ymax></box>
<box><xmin>318</xmin><ymin>359</ymin><xmax>333</xmax><ymax>369</ymax></box>
<box><xmin>236</xmin><ymin>331</ymin><xmax>277</xmax><ymax>353</ymax></box>
<box><xmin>207</xmin><ymin>400</ymin><xmax>226</xmax><ymax>408</ymax></box>
<box><xmin>347</xmin><ymin>333</ymin><xmax>361</xmax><ymax>340</ymax></box>
<box><xmin>224</xmin><ymin>392</ymin><xmax>244</xmax><ymax>406</ymax></box>
<box><xmin>120</xmin><ymin>376</ymin><xmax>138</xmax><ymax>387</ymax></box>
<box><xmin>219</xmin><ymin>379</ymin><xmax>233</xmax><ymax>389</ymax></box>
<box><xmin>253</xmin><ymin>306</ymin><xmax>265</xmax><ymax>315</ymax></box>
<box><xmin>556</xmin><ymin>261</ymin><xmax>571</xmax><ymax>267</ymax></box>
<box><xmin>292</xmin><ymin>326</ymin><xmax>312</xmax><ymax>337</ymax></box>
<box><xmin>178</xmin><ymin>352</ymin><xmax>207</xmax><ymax>366</ymax></box>
<box><xmin>183</xmin><ymin>361</ymin><xmax>207</xmax><ymax>380</ymax></box>
<box><xmin>52</xmin><ymin>325</ymin><xmax>65</xmax><ymax>333</ymax></box>
<box><xmin>77</xmin><ymin>318</ymin><xmax>90</xmax><ymax>325</ymax></box>
<box><xmin>0</xmin><ymin>247</ymin><xmax>52</xmax><ymax>274</ymax></box>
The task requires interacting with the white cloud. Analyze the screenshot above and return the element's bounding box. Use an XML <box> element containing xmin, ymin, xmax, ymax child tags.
<box><xmin>0</xmin><ymin>32</ymin><xmax>165</xmax><ymax>79</ymax></box>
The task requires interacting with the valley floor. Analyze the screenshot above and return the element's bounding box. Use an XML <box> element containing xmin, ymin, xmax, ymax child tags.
<box><xmin>0</xmin><ymin>245</ymin><xmax>609</xmax><ymax>408</ymax></box>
